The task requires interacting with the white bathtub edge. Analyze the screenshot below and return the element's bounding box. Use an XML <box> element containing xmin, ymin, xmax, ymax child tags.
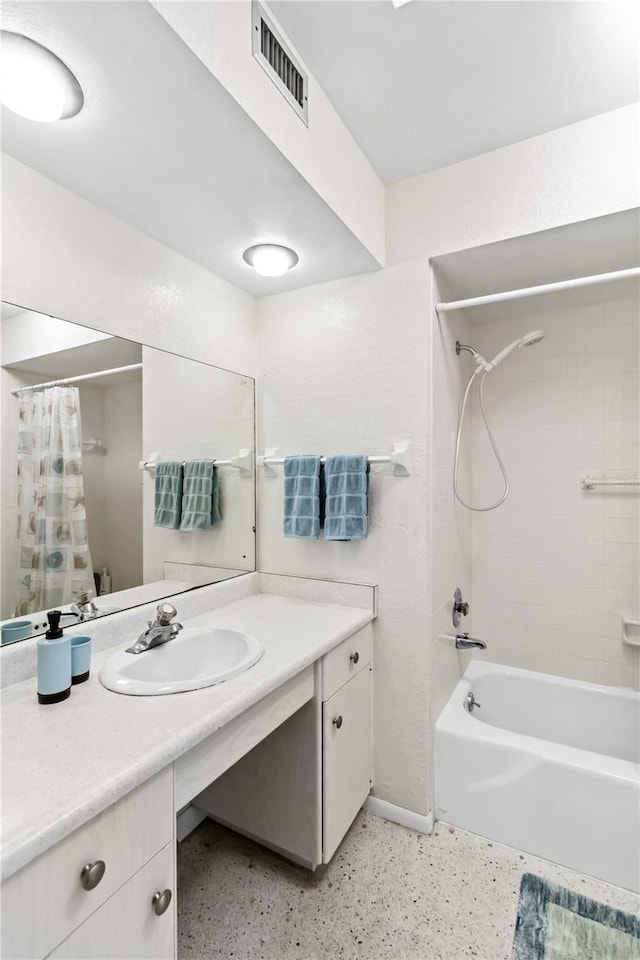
<box><xmin>364</xmin><ymin>797</ymin><xmax>434</xmax><ymax>836</ymax></box>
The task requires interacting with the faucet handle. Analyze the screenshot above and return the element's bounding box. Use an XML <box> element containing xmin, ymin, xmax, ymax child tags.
<box><xmin>452</xmin><ymin>587</ymin><xmax>470</xmax><ymax>627</ymax></box>
<box><xmin>156</xmin><ymin>602</ymin><xmax>177</xmax><ymax>625</ymax></box>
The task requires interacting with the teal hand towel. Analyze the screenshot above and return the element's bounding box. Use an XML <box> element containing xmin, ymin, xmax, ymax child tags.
<box><xmin>180</xmin><ymin>460</ymin><xmax>221</xmax><ymax>531</ymax></box>
<box><xmin>154</xmin><ymin>462</ymin><xmax>183</xmax><ymax>529</ymax></box>
<box><xmin>283</xmin><ymin>456</ymin><xmax>324</xmax><ymax>539</ymax></box>
<box><xmin>324</xmin><ymin>455</ymin><xmax>369</xmax><ymax>541</ymax></box>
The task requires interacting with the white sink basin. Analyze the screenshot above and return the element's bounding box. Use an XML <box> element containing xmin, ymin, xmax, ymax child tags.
<box><xmin>99</xmin><ymin>627</ymin><xmax>263</xmax><ymax>696</ymax></box>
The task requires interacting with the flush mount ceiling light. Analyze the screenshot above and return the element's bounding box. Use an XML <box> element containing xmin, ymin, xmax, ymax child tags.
<box><xmin>391</xmin><ymin>0</ymin><xmax>414</xmax><ymax>8</ymax></box>
<box><xmin>0</xmin><ymin>31</ymin><xmax>84</xmax><ymax>122</ymax></box>
<box><xmin>242</xmin><ymin>243</ymin><xmax>299</xmax><ymax>277</ymax></box>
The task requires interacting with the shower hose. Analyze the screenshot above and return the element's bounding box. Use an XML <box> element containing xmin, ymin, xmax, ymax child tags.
<box><xmin>453</xmin><ymin>368</ymin><xmax>510</xmax><ymax>512</ymax></box>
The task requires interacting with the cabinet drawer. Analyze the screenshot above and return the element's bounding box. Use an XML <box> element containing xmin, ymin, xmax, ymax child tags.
<box><xmin>322</xmin><ymin>667</ymin><xmax>372</xmax><ymax>863</ymax></box>
<box><xmin>2</xmin><ymin>767</ymin><xmax>173</xmax><ymax>960</ymax></box>
<box><xmin>321</xmin><ymin>624</ymin><xmax>373</xmax><ymax>701</ymax></box>
<box><xmin>48</xmin><ymin>842</ymin><xmax>175</xmax><ymax>960</ymax></box>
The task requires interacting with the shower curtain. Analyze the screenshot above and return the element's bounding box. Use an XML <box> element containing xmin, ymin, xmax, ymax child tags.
<box><xmin>15</xmin><ymin>386</ymin><xmax>95</xmax><ymax>616</ymax></box>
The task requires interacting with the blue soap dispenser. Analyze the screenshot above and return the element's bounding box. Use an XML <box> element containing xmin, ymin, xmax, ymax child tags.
<box><xmin>37</xmin><ymin>610</ymin><xmax>71</xmax><ymax>704</ymax></box>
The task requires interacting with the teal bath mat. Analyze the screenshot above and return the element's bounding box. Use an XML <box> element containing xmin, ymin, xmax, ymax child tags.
<box><xmin>512</xmin><ymin>873</ymin><xmax>640</xmax><ymax>959</ymax></box>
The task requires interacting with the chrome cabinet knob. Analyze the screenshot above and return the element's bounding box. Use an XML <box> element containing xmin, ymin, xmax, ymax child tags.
<box><xmin>350</xmin><ymin>651</ymin><xmax>359</xmax><ymax>664</ymax></box>
<box><xmin>152</xmin><ymin>889</ymin><xmax>172</xmax><ymax>916</ymax></box>
<box><xmin>80</xmin><ymin>860</ymin><xmax>106</xmax><ymax>891</ymax></box>
<box><xmin>332</xmin><ymin>715</ymin><xmax>343</xmax><ymax>729</ymax></box>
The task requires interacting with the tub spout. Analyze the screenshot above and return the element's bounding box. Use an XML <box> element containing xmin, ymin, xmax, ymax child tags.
<box><xmin>455</xmin><ymin>632</ymin><xmax>486</xmax><ymax>650</ymax></box>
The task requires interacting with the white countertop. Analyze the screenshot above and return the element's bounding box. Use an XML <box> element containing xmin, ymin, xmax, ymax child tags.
<box><xmin>1</xmin><ymin>593</ymin><xmax>372</xmax><ymax>881</ymax></box>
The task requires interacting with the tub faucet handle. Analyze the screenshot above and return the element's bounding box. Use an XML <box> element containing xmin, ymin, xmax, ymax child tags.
<box><xmin>452</xmin><ymin>587</ymin><xmax>470</xmax><ymax>627</ymax></box>
<box><xmin>465</xmin><ymin>691</ymin><xmax>481</xmax><ymax>713</ymax></box>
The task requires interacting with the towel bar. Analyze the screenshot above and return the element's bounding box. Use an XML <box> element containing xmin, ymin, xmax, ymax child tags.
<box><xmin>139</xmin><ymin>449</ymin><xmax>253</xmax><ymax>478</ymax></box>
<box><xmin>257</xmin><ymin>442</ymin><xmax>411</xmax><ymax>477</ymax></box>
<box><xmin>580</xmin><ymin>474</ymin><xmax>639</xmax><ymax>490</ymax></box>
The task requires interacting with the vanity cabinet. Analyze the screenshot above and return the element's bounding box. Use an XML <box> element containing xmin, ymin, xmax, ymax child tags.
<box><xmin>48</xmin><ymin>843</ymin><xmax>175</xmax><ymax>960</ymax></box>
<box><xmin>195</xmin><ymin>623</ymin><xmax>373</xmax><ymax>867</ymax></box>
<box><xmin>1</xmin><ymin>768</ymin><xmax>174</xmax><ymax>960</ymax></box>
<box><xmin>322</xmin><ymin>665</ymin><xmax>373</xmax><ymax>862</ymax></box>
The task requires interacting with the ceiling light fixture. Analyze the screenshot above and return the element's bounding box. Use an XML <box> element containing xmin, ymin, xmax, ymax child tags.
<box><xmin>242</xmin><ymin>243</ymin><xmax>299</xmax><ymax>277</ymax></box>
<box><xmin>391</xmin><ymin>0</ymin><xmax>414</xmax><ymax>8</ymax></box>
<box><xmin>0</xmin><ymin>31</ymin><xmax>84</xmax><ymax>122</ymax></box>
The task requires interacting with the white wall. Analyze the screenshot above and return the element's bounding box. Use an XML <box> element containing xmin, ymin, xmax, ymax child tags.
<box><xmin>102</xmin><ymin>379</ymin><xmax>143</xmax><ymax>593</ymax></box>
<box><xmin>257</xmin><ymin>259</ymin><xmax>432</xmax><ymax>813</ymax></box>
<box><xmin>467</xmin><ymin>292</ymin><xmax>639</xmax><ymax>690</ymax></box>
<box><xmin>387</xmin><ymin>105</ymin><xmax>640</xmax><ymax>264</ymax></box>
<box><xmin>1</xmin><ymin>155</ymin><xmax>258</xmax><ymax>378</ymax></box>
<box><xmin>143</xmin><ymin>348</ymin><xmax>255</xmax><ymax>582</ymax></box>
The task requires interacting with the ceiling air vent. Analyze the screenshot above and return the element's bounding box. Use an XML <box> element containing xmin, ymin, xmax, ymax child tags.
<box><xmin>252</xmin><ymin>1</ymin><xmax>308</xmax><ymax>125</ymax></box>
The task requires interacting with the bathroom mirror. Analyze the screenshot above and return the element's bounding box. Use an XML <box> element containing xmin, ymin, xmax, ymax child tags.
<box><xmin>0</xmin><ymin>302</ymin><xmax>256</xmax><ymax>644</ymax></box>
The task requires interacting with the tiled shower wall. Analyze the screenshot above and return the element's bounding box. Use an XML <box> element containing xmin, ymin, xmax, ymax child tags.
<box><xmin>468</xmin><ymin>291</ymin><xmax>639</xmax><ymax>689</ymax></box>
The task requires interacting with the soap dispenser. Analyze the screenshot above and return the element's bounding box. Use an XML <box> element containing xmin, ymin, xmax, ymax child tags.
<box><xmin>37</xmin><ymin>611</ymin><xmax>71</xmax><ymax>704</ymax></box>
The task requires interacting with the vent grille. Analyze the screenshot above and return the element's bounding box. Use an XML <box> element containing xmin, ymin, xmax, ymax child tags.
<box><xmin>252</xmin><ymin>2</ymin><xmax>308</xmax><ymax>125</ymax></box>
<box><xmin>260</xmin><ymin>19</ymin><xmax>304</xmax><ymax>108</ymax></box>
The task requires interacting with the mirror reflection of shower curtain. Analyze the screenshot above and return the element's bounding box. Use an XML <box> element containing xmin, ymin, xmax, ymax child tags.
<box><xmin>15</xmin><ymin>386</ymin><xmax>95</xmax><ymax>616</ymax></box>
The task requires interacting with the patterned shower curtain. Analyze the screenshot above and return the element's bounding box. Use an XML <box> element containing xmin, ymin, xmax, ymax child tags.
<box><xmin>15</xmin><ymin>387</ymin><xmax>95</xmax><ymax>616</ymax></box>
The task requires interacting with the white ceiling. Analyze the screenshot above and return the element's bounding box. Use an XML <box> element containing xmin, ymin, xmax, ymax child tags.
<box><xmin>0</xmin><ymin>2</ymin><xmax>378</xmax><ymax>297</ymax></box>
<box><xmin>270</xmin><ymin>0</ymin><xmax>640</xmax><ymax>183</ymax></box>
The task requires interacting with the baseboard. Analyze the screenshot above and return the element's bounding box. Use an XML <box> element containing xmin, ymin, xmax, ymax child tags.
<box><xmin>364</xmin><ymin>796</ymin><xmax>434</xmax><ymax>835</ymax></box>
<box><xmin>176</xmin><ymin>805</ymin><xmax>207</xmax><ymax>842</ymax></box>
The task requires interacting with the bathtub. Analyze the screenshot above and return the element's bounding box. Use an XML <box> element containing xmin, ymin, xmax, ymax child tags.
<box><xmin>435</xmin><ymin>660</ymin><xmax>640</xmax><ymax>892</ymax></box>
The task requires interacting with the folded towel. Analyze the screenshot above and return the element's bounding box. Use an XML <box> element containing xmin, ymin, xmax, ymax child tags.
<box><xmin>180</xmin><ymin>460</ymin><xmax>221</xmax><ymax>531</ymax></box>
<box><xmin>324</xmin><ymin>455</ymin><xmax>369</xmax><ymax>541</ymax></box>
<box><xmin>154</xmin><ymin>462</ymin><xmax>183</xmax><ymax>529</ymax></box>
<box><xmin>283</xmin><ymin>456</ymin><xmax>324</xmax><ymax>539</ymax></box>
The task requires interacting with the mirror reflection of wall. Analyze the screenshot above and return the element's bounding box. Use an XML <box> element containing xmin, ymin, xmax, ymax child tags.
<box><xmin>0</xmin><ymin>303</ymin><xmax>256</xmax><ymax>641</ymax></box>
<box><xmin>142</xmin><ymin>348</ymin><xmax>255</xmax><ymax>587</ymax></box>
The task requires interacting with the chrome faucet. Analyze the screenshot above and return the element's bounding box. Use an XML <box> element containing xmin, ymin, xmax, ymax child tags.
<box><xmin>70</xmin><ymin>593</ymin><xmax>99</xmax><ymax>621</ymax></box>
<box><xmin>60</xmin><ymin>593</ymin><xmax>99</xmax><ymax>623</ymax></box>
<box><xmin>455</xmin><ymin>632</ymin><xmax>487</xmax><ymax>650</ymax></box>
<box><xmin>126</xmin><ymin>603</ymin><xmax>182</xmax><ymax>655</ymax></box>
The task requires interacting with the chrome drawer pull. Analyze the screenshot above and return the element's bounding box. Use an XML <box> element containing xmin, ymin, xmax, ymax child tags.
<box><xmin>350</xmin><ymin>651</ymin><xmax>359</xmax><ymax>664</ymax></box>
<box><xmin>80</xmin><ymin>860</ymin><xmax>106</xmax><ymax>891</ymax></box>
<box><xmin>152</xmin><ymin>889</ymin><xmax>172</xmax><ymax>916</ymax></box>
<box><xmin>332</xmin><ymin>715</ymin><xmax>343</xmax><ymax>729</ymax></box>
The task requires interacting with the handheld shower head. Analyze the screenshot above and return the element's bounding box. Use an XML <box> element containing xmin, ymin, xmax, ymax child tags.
<box><xmin>486</xmin><ymin>329</ymin><xmax>545</xmax><ymax>369</ymax></box>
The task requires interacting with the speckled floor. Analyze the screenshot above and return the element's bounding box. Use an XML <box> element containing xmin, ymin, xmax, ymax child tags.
<box><xmin>177</xmin><ymin>812</ymin><xmax>640</xmax><ymax>960</ymax></box>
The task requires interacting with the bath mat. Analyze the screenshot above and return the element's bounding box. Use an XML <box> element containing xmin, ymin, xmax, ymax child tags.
<box><xmin>512</xmin><ymin>873</ymin><xmax>640</xmax><ymax>959</ymax></box>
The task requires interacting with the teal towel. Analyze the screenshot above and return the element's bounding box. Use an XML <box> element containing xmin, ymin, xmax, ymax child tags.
<box><xmin>154</xmin><ymin>462</ymin><xmax>183</xmax><ymax>529</ymax></box>
<box><xmin>324</xmin><ymin>455</ymin><xmax>369</xmax><ymax>541</ymax></box>
<box><xmin>284</xmin><ymin>456</ymin><xmax>324</xmax><ymax>539</ymax></box>
<box><xmin>180</xmin><ymin>461</ymin><xmax>221</xmax><ymax>531</ymax></box>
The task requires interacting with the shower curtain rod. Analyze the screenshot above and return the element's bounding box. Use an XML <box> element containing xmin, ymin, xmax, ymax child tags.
<box><xmin>10</xmin><ymin>363</ymin><xmax>143</xmax><ymax>396</ymax></box>
<box><xmin>435</xmin><ymin>266</ymin><xmax>640</xmax><ymax>314</ymax></box>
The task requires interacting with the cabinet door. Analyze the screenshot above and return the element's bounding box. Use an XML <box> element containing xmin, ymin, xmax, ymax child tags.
<box><xmin>48</xmin><ymin>843</ymin><xmax>175</xmax><ymax>960</ymax></box>
<box><xmin>3</xmin><ymin>768</ymin><xmax>173</xmax><ymax>960</ymax></box>
<box><xmin>322</xmin><ymin>666</ymin><xmax>372</xmax><ymax>863</ymax></box>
